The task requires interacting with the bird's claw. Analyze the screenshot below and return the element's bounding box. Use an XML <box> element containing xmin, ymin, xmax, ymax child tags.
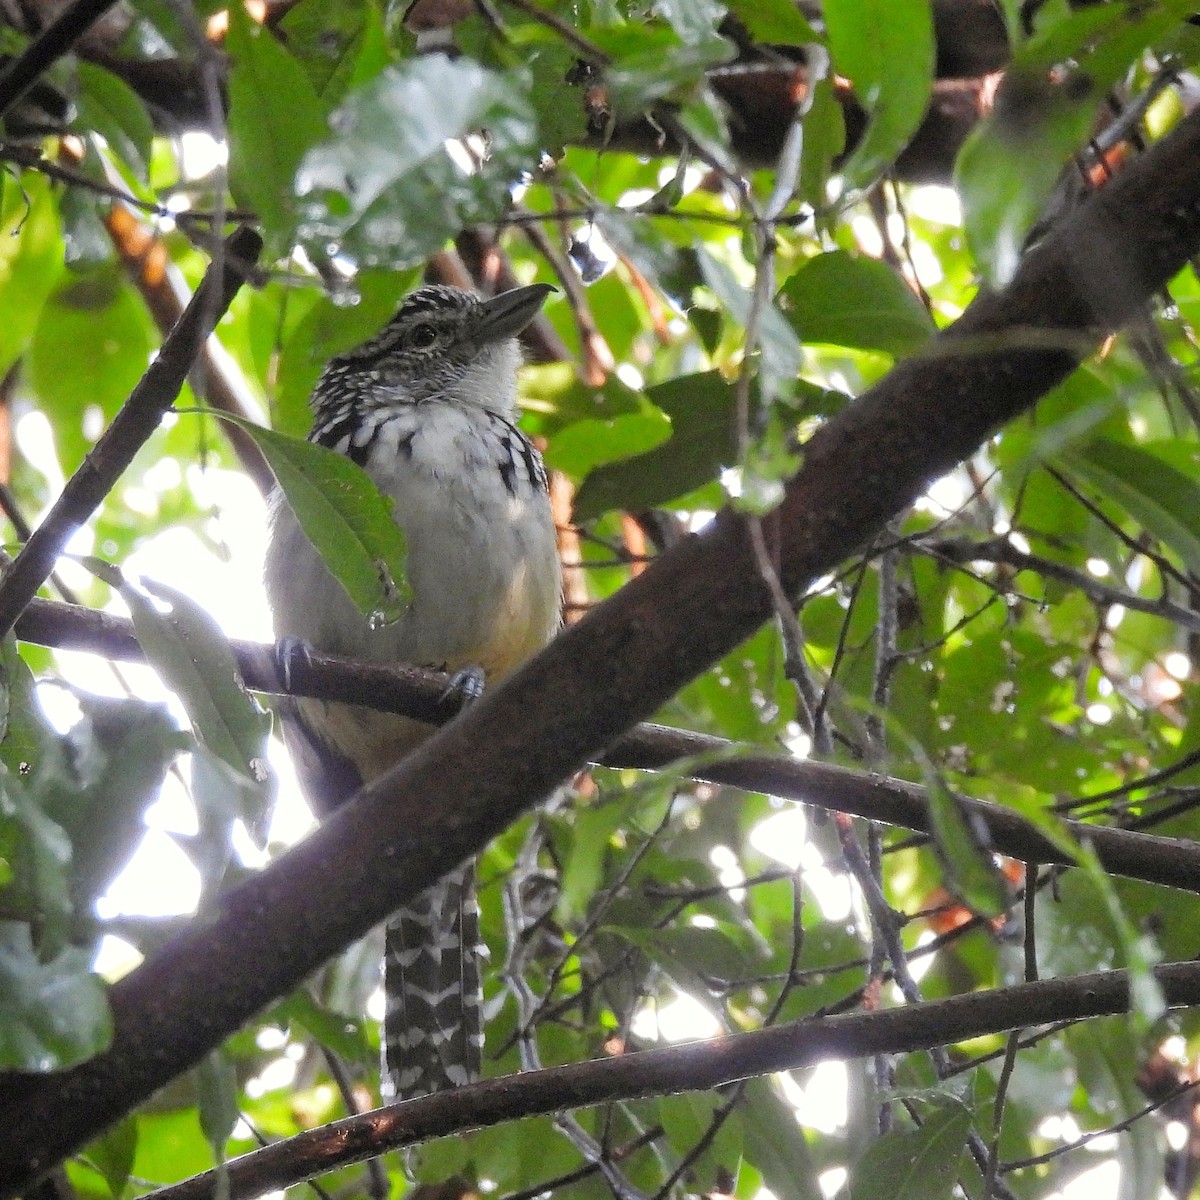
<box><xmin>441</xmin><ymin>665</ymin><xmax>485</xmax><ymax>711</ymax></box>
<box><xmin>275</xmin><ymin>635</ymin><xmax>313</xmax><ymax>693</ymax></box>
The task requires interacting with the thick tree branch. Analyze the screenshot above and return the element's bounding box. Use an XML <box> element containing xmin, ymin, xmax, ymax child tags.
<box><xmin>16</xmin><ymin>595</ymin><xmax>1200</xmax><ymax>895</ymax></box>
<box><xmin>0</xmin><ymin>227</ymin><xmax>262</xmax><ymax>639</ymax></box>
<box><xmin>147</xmin><ymin>961</ymin><xmax>1200</xmax><ymax>1199</ymax></box>
<box><xmin>3</xmin><ymin>109</ymin><xmax>1200</xmax><ymax>1194</ymax></box>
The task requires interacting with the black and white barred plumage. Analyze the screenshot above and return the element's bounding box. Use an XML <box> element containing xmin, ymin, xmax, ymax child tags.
<box><xmin>264</xmin><ymin>283</ymin><xmax>561</xmax><ymax>1100</ymax></box>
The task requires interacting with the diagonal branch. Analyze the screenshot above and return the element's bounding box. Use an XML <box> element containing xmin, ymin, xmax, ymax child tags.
<box><xmin>140</xmin><ymin>961</ymin><xmax>1200</xmax><ymax>1200</ymax></box>
<box><xmin>2</xmin><ymin>108</ymin><xmax>1200</xmax><ymax>1195</ymax></box>
<box><xmin>0</xmin><ymin>227</ymin><xmax>262</xmax><ymax>639</ymax></box>
<box><xmin>15</xmin><ymin>594</ymin><xmax>1200</xmax><ymax>894</ymax></box>
<box><xmin>0</xmin><ymin>0</ymin><xmax>120</xmax><ymax>118</ymax></box>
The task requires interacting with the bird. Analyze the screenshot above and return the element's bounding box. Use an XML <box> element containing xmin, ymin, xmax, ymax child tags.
<box><xmin>263</xmin><ymin>281</ymin><xmax>562</xmax><ymax>1101</ymax></box>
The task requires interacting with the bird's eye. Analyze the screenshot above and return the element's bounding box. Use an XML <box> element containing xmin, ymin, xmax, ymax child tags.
<box><xmin>409</xmin><ymin>323</ymin><xmax>438</xmax><ymax>349</ymax></box>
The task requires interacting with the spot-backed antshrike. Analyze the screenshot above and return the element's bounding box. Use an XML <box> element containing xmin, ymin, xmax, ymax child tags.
<box><xmin>264</xmin><ymin>283</ymin><xmax>562</xmax><ymax>1099</ymax></box>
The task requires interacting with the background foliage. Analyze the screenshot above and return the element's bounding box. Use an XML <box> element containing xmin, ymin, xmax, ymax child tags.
<box><xmin>2</xmin><ymin>0</ymin><xmax>1200</xmax><ymax>1198</ymax></box>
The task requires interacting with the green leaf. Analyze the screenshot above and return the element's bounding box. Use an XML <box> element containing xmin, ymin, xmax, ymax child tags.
<box><xmin>221</xmin><ymin>416</ymin><xmax>412</xmax><ymax>621</ymax></box>
<box><xmin>226</xmin><ymin>5</ymin><xmax>329</xmax><ymax>250</ymax></box>
<box><xmin>697</xmin><ymin>249</ymin><xmax>803</xmax><ymax>396</ymax></box>
<box><xmin>195</xmin><ymin>1048</ymin><xmax>240</xmax><ymax>1159</ymax></box>
<box><xmin>278</xmin><ymin>0</ymin><xmax>388</xmax><ymax>107</ymax></box>
<box><xmin>924</xmin><ymin>776</ymin><xmax>1009</xmax><ymax>920</ymax></box>
<box><xmin>739</xmin><ymin>1078</ymin><xmax>822</xmax><ymax>1200</ymax></box>
<box><xmin>85</xmin><ymin>1117</ymin><xmax>138</xmax><ymax>1200</ymax></box>
<box><xmin>572</xmin><ymin>372</ymin><xmax>734</xmax><ymax>521</ymax></box>
<box><xmin>957</xmin><ymin>1</ymin><xmax>1194</xmax><ymax>284</ymax></box>
<box><xmin>43</xmin><ymin>692</ymin><xmax>182</xmax><ymax>911</ymax></box>
<box><xmin>780</xmin><ymin>250</ymin><xmax>934</xmax><ymax>355</ymax></box>
<box><xmin>544</xmin><ymin>399</ymin><xmax>672</xmax><ymax>480</ymax></box>
<box><xmin>85</xmin><ymin>563</ymin><xmax>273</xmax><ymax>835</ymax></box>
<box><xmin>274</xmin><ymin>268</ymin><xmax>420</xmax><ymax>437</ymax></box>
<box><xmin>658</xmin><ymin>1092</ymin><xmax>742</xmax><ymax>1192</ymax></box>
<box><xmin>849</xmin><ymin>1099</ymin><xmax>972</xmax><ymax>1200</ymax></box>
<box><xmin>825</xmin><ymin>0</ymin><xmax>934</xmax><ymax>190</ymax></box>
<box><xmin>0</xmin><ymin>768</ymin><xmax>74</xmax><ymax>954</ymax></box>
<box><xmin>28</xmin><ymin>271</ymin><xmax>153</xmax><ymax>473</ymax></box>
<box><xmin>0</xmin><ymin>172</ymin><xmax>64</xmax><ymax>379</ymax></box>
<box><xmin>599</xmin><ymin>26</ymin><xmax>735</xmax><ymax>118</ymax></box>
<box><xmin>725</xmin><ymin>0</ymin><xmax>820</xmax><ymax>44</ymax></box>
<box><xmin>1066</xmin><ymin>437</ymin><xmax>1200</xmax><ymax>574</ymax></box>
<box><xmin>0</xmin><ymin>921</ymin><xmax>112</xmax><ymax>1070</ymax></box>
<box><xmin>798</xmin><ymin>76</ymin><xmax>846</xmax><ymax>210</ymax></box>
<box><xmin>297</xmin><ymin>56</ymin><xmax>540</xmax><ymax>269</ymax></box>
<box><xmin>74</xmin><ymin>62</ymin><xmax>154</xmax><ymax>179</ymax></box>
<box><xmin>273</xmin><ymin>990</ymin><xmax>373</xmax><ymax>1066</ymax></box>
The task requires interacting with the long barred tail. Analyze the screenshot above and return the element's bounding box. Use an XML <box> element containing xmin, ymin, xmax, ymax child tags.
<box><xmin>382</xmin><ymin>862</ymin><xmax>484</xmax><ymax>1101</ymax></box>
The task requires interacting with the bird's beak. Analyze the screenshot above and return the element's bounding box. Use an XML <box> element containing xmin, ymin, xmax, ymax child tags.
<box><xmin>472</xmin><ymin>283</ymin><xmax>556</xmax><ymax>345</ymax></box>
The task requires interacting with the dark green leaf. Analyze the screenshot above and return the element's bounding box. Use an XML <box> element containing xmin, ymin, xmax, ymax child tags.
<box><xmin>658</xmin><ymin>1092</ymin><xmax>742</xmax><ymax>1191</ymax></box>
<box><xmin>0</xmin><ymin>921</ymin><xmax>112</xmax><ymax>1070</ymax></box>
<box><xmin>227</xmin><ymin>5</ymin><xmax>329</xmax><ymax>250</ymax></box>
<box><xmin>223</xmin><ymin>417</ymin><xmax>412</xmax><ymax>621</ymax></box>
<box><xmin>780</xmin><ymin>250</ymin><xmax>935</xmax><ymax>355</ymax></box>
<box><xmin>924</xmin><ymin>775</ymin><xmax>1009</xmax><ymax>920</ymax></box>
<box><xmin>572</xmin><ymin>371</ymin><xmax>734</xmax><ymax>520</ymax></box>
<box><xmin>849</xmin><ymin>1099</ymin><xmax>972</xmax><ymax>1200</ymax></box>
<box><xmin>825</xmin><ymin>0</ymin><xmax>934</xmax><ymax>189</ymax></box>
<box><xmin>278</xmin><ymin>0</ymin><xmax>388</xmax><ymax>106</ymax></box>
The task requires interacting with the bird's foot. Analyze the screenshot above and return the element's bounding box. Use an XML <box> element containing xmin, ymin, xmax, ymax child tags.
<box><xmin>441</xmin><ymin>665</ymin><xmax>485</xmax><ymax>712</ymax></box>
<box><xmin>275</xmin><ymin>635</ymin><xmax>313</xmax><ymax>693</ymax></box>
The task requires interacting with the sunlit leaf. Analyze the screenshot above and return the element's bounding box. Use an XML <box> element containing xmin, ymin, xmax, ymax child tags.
<box><xmin>297</xmin><ymin>56</ymin><xmax>539</xmax><ymax>268</ymax></box>
<box><xmin>28</xmin><ymin>271</ymin><xmax>153</xmax><ymax>472</ymax></box>
<box><xmin>825</xmin><ymin>0</ymin><xmax>934</xmax><ymax>190</ymax></box>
